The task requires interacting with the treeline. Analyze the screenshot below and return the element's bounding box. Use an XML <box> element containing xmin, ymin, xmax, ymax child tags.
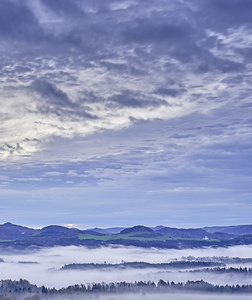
<box><xmin>61</xmin><ymin>260</ymin><xmax>224</xmax><ymax>270</ymax></box>
<box><xmin>2</xmin><ymin>278</ymin><xmax>252</xmax><ymax>299</ymax></box>
<box><xmin>181</xmin><ymin>256</ymin><xmax>252</xmax><ymax>264</ymax></box>
<box><xmin>0</xmin><ymin>279</ymin><xmax>41</xmax><ymax>295</ymax></box>
<box><xmin>190</xmin><ymin>266</ymin><xmax>252</xmax><ymax>275</ymax></box>
<box><xmin>2</xmin><ymin>233</ymin><xmax>252</xmax><ymax>250</ymax></box>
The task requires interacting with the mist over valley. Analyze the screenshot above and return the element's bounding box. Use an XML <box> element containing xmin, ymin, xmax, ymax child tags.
<box><xmin>1</xmin><ymin>244</ymin><xmax>252</xmax><ymax>290</ymax></box>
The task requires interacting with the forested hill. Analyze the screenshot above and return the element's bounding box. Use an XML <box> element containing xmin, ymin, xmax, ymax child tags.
<box><xmin>1</xmin><ymin>222</ymin><xmax>252</xmax><ymax>249</ymax></box>
<box><xmin>1</xmin><ymin>278</ymin><xmax>252</xmax><ymax>299</ymax></box>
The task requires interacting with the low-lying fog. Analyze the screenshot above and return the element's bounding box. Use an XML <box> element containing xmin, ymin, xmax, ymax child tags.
<box><xmin>91</xmin><ymin>294</ymin><xmax>252</xmax><ymax>300</ymax></box>
<box><xmin>0</xmin><ymin>245</ymin><xmax>252</xmax><ymax>289</ymax></box>
<box><xmin>46</xmin><ymin>293</ymin><xmax>252</xmax><ymax>300</ymax></box>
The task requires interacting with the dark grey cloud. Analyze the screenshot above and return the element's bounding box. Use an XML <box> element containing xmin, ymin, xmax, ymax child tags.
<box><xmin>109</xmin><ymin>91</ymin><xmax>168</xmax><ymax>108</ymax></box>
<box><xmin>109</xmin><ymin>92</ymin><xmax>144</xmax><ymax>108</ymax></box>
<box><xmin>31</xmin><ymin>79</ymin><xmax>96</xmax><ymax>119</ymax></box>
<box><xmin>197</xmin><ymin>58</ymin><xmax>245</xmax><ymax>74</ymax></box>
<box><xmin>202</xmin><ymin>0</ymin><xmax>252</xmax><ymax>29</ymax></box>
<box><xmin>0</xmin><ymin>0</ymin><xmax>43</xmax><ymax>41</ymax></box>
<box><xmin>99</xmin><ymin>60</ymin><xmax>147</xmax><ymax>77</ymax></box>
<box><xmin>32</xmin><ymin>79</ymin><xmax>74</xmax><ymax>108</ymax></box>
<box><xmin>41</xmin><ymin>0</ymin><xmax>85</xmax><ymax>19</ymax></box>
<box><xmin>13</xmin><ymin>66</ymin><xmax>32</xmax><ymax>74</ymax></box>
<box><xmin>1</xmin><ymin>143</ymin><xmax>23</xmax><ymax>156</ymax></box>
<box><xmin>123</xmin><ymin>19</ymin><xmax>190</xmax><ymax>44</ymax></box>
<box><xmin>79</xmin><ymin>90</ymin><xmax>168</xmax><ymax>109</ymax></box>
<box><xmin>98</xmin><ymin>61</ymin><xmax>127</xmax><ymax>73</ymax></box>
<box><xmin>0</xmin><ymin>0</ymin><xmax>246</xmax><ymax>78</ymax></box>
<box><xmin>154</xmin><ymin>88</ymin><xmax>187</xmax><ymax>98</ymax></box>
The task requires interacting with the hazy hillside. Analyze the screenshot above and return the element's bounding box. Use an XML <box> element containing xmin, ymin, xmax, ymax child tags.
<box><xmin>1</xmin><ymin>222</ymin><xmax>252</xmax><ymax>249</ymax></box>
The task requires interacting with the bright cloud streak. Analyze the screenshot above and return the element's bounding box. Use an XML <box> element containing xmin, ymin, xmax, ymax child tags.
<box><xmin>0</xmin><ymin>0</ymin><xmax>252</xmax><ymax>227</ymax></box>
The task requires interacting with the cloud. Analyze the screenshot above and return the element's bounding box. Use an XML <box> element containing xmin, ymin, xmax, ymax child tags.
<box><xmin>64</xmin><ymin>223</ymin><xmax>78</xmax><ymax>228</ymax></box>
<box><xmin>123</xmin><ymin>19</ymin><xmax>190</xmax><ymax>44</ymax></box>
<box><xmin>154</xmin><ymin>88</ymin><xmax>187</xmax><ymax>98</ymax></box>
<box><xmin>0</xmin><ymin>143</ymin><xmax>23</xmax><ymax>157</ymax></box>
<box><xmin>44</xmin><ymin>172</ymin><xmax>64</xmax><ymax>177</ymax></box>
<box><xmin>31</xmin><ymin>79</ymin><xmax>96</xmax><ymax>119</ymax></box>
<box><xmin>32</xmin><ymin>79</ymin><xmax>74</xmax><ymax>108</ymax></box>
<box><xmin>108</xmin><ymin>90</ymin><xmax>168</xmax><ymax>108</ymax></box>
<box><xmin>0</xmin><ymin>0</ymin><xmax>43</xmax><ymax>41</ymax></box>
<box><xmin>16</xmin><ymin>177</ymin><xmax>43</xmax><ymax>182</ymax></box>
<box><xmin>0</xmin><ymin>0</ymin><xmax>251</xmax><ymax>227</ymax></box>
<box><xmin>145</xmin><ymin>187</ymin><xmax>230</xmax><ymax>193</ymax></box>
<box><xmin>203</xmin><ymin>0</ymin><xmax>252</xmax><ymax>28</ymax></box>
<box><xmin>40</xmin><ymin>0</ymin><xmax>85</xmax><ymax>19</ymax></box>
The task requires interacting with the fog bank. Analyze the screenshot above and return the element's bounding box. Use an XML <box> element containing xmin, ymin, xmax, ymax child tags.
<box><xmin>0</xmin><ymin>245</ymin><xmax>252</xmax><ymax>288</ymax></box>
<box><xmin>46</xmin><ymin>293</ymin><xmax>252</xmax><ymax>300</ymax></box>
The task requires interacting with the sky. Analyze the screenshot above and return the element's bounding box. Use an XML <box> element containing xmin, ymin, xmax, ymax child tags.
<box><xmin>0</xmin><ymin>0</ymin><xmax>252</xmax><ymax>229</ymax></box>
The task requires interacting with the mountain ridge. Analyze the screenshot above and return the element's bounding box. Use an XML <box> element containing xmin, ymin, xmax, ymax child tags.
<box><xmin>1</xmin><ymin>222</ymin><xmax>252</xmax><ymax>249</ymax></box>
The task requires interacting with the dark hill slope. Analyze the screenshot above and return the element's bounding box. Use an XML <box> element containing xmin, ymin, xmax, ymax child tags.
<box><xmin>33</xmin><ymin>226</ymin><xmax>105</xmax><ymax>239</ymax></box>
<box><xmin>1</xmin><ymin>222</ymin><xmax>252</xmax><ymax>249</ymax></box>
<box><xmin>155</xmin><ymin>227</ymin><xmax>233</xmax><ymax>240</ymax></box>
<box><xmin>203</xmin><ymin>224</ymin><xmax>252</xmax><ymax>236</ymax></box>
<box><xmin>88</xmin><ymin>227</ymin><xmax>125</xmax><ymax>235</ymax></box>
<box><xmin>120</xmin><ymin>225</ymin><xmax>162</xmax><ymax>238</ymax></box>
<box><xmin>38</xmin><ymin>225</ymin><xmax>80</xmax><ymax>238</ymax></box>
<box><xmin>0</xmin><ymin>222</ymin><xmax>34</xmax><ymax>240</ymax></box>
<box><xmin>155</xmin><ymin>227</ymin><xmax>209</xmax><ymax>239</ymax></box>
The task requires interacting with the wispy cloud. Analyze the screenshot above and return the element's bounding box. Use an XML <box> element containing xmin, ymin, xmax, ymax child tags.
<box><xmin>0</xmin><ymin>0</ymin><xmax>251</xmax><ymax>227</ymax></box>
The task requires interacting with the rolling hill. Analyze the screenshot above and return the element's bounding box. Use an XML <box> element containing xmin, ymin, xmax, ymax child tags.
<box><xmin>0</xmin><ymin>222</ymin><xmax>252</xmax><ymax>249</ymax></box>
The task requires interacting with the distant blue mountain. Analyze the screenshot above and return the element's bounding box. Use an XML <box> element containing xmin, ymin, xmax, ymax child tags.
<box><xmin>151</xmin><ymin>225</ymin><xmax>166</xmax><ymax>231</ymax></box>
<box><xmin>0</xmin><ymin>222</ymin><xmax>252</xmax><ymax>249</ymax></box>
<box><xmin>0</xmin><ymin>222</ymin><xmax>34</xmax><ymax>240</ymax></box>
<box><xmin>88</xmin><ymin>227</ymin><xmax>125</xmax><ymax>235</ymax></box>
<box><xmin>119</xmin><ymin>225</ymin><xmax>162</xmax><ymax>238</ymax></box>
<box><xmin>203</xmin><ymin>224</ymin><xmax>252</xmax><ymax>236</ymax></box>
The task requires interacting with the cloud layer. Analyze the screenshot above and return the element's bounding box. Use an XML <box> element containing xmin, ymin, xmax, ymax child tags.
<box><xmin>0</xmin><ymin>0</ymin><xmax>251</xmax><ymax>227</ymax></box>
